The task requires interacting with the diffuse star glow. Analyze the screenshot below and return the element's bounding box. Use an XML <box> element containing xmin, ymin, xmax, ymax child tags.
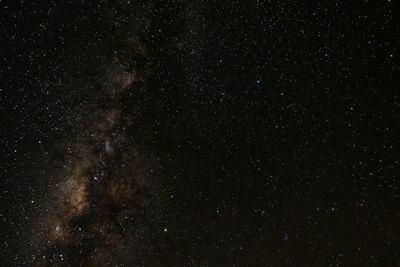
<box><xmin>31</xmin><ymin>18</ymin><xmax>163</xmax><ymax>266</ymax></box>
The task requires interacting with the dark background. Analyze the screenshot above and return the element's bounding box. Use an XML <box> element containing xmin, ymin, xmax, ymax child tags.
<box><xmin>1</xmin><ymin>1</ymin><xmax>398</xmax><ymax>266</ymax></box>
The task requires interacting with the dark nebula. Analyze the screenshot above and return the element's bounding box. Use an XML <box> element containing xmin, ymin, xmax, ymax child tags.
<box><xmin>1</xmin><ymin>0</ymin><xmax>398</xmax><ymax>266</ymax></box>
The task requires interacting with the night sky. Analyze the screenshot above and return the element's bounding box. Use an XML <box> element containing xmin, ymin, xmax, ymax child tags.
<box><xmin>0</xmin><ymin>1</ymin><xmax>398</xmax><ymax>266</ymax></box>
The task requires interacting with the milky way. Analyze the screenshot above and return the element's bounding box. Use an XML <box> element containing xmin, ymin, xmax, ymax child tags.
<box><xmin>31</xmin><ymin>6</ymin><xmax>167</xmax><ymax>265</ymax></box>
